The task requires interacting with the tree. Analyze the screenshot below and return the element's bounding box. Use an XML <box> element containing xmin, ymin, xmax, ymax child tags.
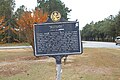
<box><xmin>0</xmin><ymin>16</ymin><xmax>5</xmax><ymax>42</ymax></box>
<box><xmin>14</xmin><ymin>5</ymin><xmax>26</xmax><ymax>19</ymax></box>
<box><xmin>81</xmin><ymin>15</ymin><xmax>116</xmax><ymax>42</ymax></box>
<box><xmin>16</xmin><ymin>9</ymin><xmax>48</xmax><ymax>49</ymax></box>
<box><xmin>0</xmin><ymin>0</ymin><xmax>16</xmax><ymax>43</ymax></box>
<box><xmin>102</xmin><ymin>15</ymin><xmax>115</xmax><ymax>41</ymax></box>
<box><xmin>0</xmin><ymin>0</ymin><xmax>15</xmax><ymax>18</ymax></box>
<box><xmin>114</xmin><ymin>12</ymin><xmax>120</xmax><ymax>36</ymax></box>
<box><xmin>37</xmin><ymin>0</ymin><xmax>71</xmax><ymax>20</ymax></box>
<box><xmin>82</xmin><ymin>23</ymin><xmax>93</xmax><ymax>41</ymax></box>
<box><xmin>0</xmin><ymin>16</ymin><xmax>18</xmax><ymax>43</ymax></box>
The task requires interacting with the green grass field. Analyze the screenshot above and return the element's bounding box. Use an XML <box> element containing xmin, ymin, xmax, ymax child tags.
<box><xmin>0</xmin><ymin>48</ymin><xmax>120</xmax><ymax>80</ymax></box>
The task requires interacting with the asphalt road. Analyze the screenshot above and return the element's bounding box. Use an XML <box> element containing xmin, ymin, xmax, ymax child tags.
<box><xmin>83</xmin><ymin>41</ymin><xmax>120</xmax><ymax>48</ymax></box>
<box><xmin>0</xmin><ymin>46</ymin><xmax>32</xmax><ymax>49</ymax></box>
<box><xmin>0</xmin><ymin>41</ymin><xmax>120</xmax><ymax>49</ymax></box>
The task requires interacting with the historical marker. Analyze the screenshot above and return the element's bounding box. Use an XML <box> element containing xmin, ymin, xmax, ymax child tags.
<box><xmin>34</xmin><ymin>21</ymin><xmax>82</xmax><ymax>56</ymax></box>
<box><xmin>33</xmin><ymin>11</ymin><xmax>83</xmax><ymax>80</ymax></box>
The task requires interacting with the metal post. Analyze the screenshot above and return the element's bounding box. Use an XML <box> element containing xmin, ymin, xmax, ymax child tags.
<box><xmin>53</xmin><ymin>56</ymin><xmax>63</xmax><ymax>80</ymax></box>
<box><xmin>56</xmin><ymin>64</ymin><xmax>62</xmax><ymax>80</ymax></box>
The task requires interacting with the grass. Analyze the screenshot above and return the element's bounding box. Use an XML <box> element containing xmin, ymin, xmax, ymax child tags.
<box><xmin>0</xmin><ymin>48</ymin><xmax>120</xmax><ymax>80</ymax></box>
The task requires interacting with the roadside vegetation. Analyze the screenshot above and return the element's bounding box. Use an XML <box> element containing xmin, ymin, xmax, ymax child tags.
<box><xmin>0</xmin><ymin>48</ymin><xmax>120</xmax><ymax>80</ymax></box>
<box><xmin>81</xmin><ymin>14</ymin><xmax>120</xmax><ymax>42</ymax></box>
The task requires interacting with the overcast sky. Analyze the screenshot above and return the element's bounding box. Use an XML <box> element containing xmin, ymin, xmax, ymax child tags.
<box><xmin>15</xmin><ymin>0</ymin><xmax>120</xmax><ymax>29</ymax></box>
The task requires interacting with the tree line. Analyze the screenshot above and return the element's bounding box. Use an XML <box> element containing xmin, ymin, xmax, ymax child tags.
<box><xmin>1</xmin><ymin>0</ymin><xmax>120</xmax><ymax>45</ymax></box>
<box><xmin>81</xmin><ymin>13</ymin><xmax>120</xmax><ymax>42</ymax></box>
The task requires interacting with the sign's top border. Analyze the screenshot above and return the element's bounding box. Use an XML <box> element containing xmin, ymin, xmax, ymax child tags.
<box><xmin>34</xmin><ymin>21</ymin><xmax>78</xmax><ymax>26</ymax></box>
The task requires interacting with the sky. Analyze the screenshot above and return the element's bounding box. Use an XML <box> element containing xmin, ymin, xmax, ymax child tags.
<box><xmin>15</xmin><ymin>0</ymin><xmax>120</xmax><ymax>30</ymax></box>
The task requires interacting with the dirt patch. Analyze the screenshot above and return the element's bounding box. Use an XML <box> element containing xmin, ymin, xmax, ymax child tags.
<box><xmin>11</xmin><ymin>56</ymin><xmax>48</xmax><ymax>62</ymax></box>
<box><xmin>0</xmin><ymin>56</ymin><xmax>48</xmax><ymax>63</ymax></box>
<box><xmin>78</xmin><ymin>65</ymin><xmax>112</xmax><ymax>75</ymax></box>
<box><xmin>0</xmin><ymin>63</ymin><xmax>29</xmax><ymax>76</ymax></box>
<box><xmin>18</xmin><ymin>56</ymin><xmax>48</xmax><ymax>60</ymax></box>
<box><xmin>0</xmin><ymin>48</ymin><xmax>48</xmax><ymax>62</ymax></box>
<box><xmin>0</xmin><ymin>48</ymin><xmax>48</xmax><ymax>76</ymax></box>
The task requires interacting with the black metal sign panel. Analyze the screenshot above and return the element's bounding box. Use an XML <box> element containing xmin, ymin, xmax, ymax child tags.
<box><xmin>34</xmin><ymin>22</ymin><xmax>82</xmax><ymax>56</ymax></box>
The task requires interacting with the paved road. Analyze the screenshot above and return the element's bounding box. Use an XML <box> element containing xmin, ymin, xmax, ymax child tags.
<box><xmin>0</xmin><ymin>41</ymin><xmax>120</xmax><ymax>49</ymax></box>
<box><xmin>0</xmin><ymin>46</ymin><xmax>32</xmax><ymax>49</ymax></box>
<box><xmin>83</xmin><ymin>41</ymin><xmax>120</xmax><ymax>48</ymax></box>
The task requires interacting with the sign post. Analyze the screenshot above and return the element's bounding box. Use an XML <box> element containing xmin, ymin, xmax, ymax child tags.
<box><xmin>53</xmin><ymin>56</ymin><xmax>63</xmax><ymax>80</ymax></box>
<box><xmin>56</xmin><ymin>63</ymin><xmax>61</xmax><ymax>80</ymax></box>
<box><xmin>33</xmin><ymin>11</ymin><xmax>83</xmax><ymax>80</ymax></box>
